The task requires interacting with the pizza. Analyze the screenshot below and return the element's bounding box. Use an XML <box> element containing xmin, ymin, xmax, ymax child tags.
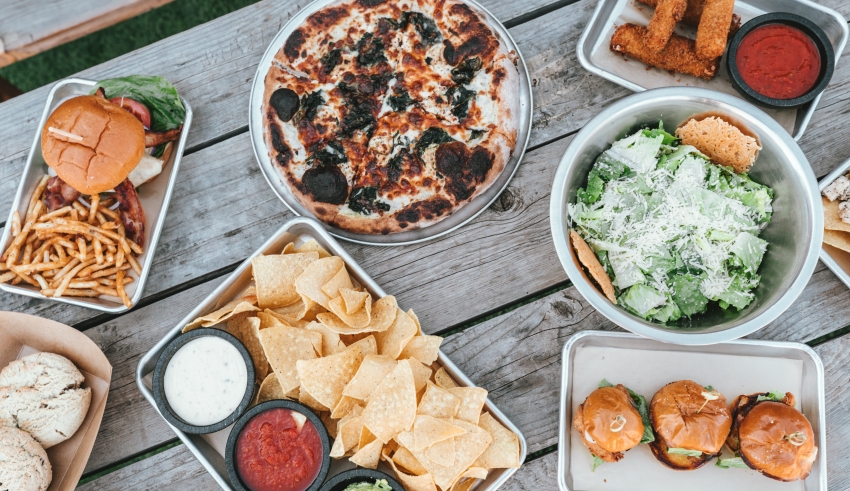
<box><xmin>262</xmin><ymin>0</ymin><xmax>521</xmax><ymax>235</ymax></box>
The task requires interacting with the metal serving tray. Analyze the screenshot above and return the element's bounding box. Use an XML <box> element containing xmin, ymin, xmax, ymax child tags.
<box><xmin>248</xmin><ymin>0</ymin><xmax>533</xmax><ymax>246</ymax></box>
<box><xmin>577</xmin><ymin>0</ymin><xmax>848</xmax><ymax>140</ymax></box>
<box><xmin>557</xmin><ymin>331</ymin><xmax>826</xmax><ymax>491</ymax></box>
<box><xmin>0</xmin><ymin>78</ymin><xmax>193</xmax><ymax>313</ymax></box>
<box><xmin>818</xmin><ymin>158</ymin><xmax>850</xmax><ymax>290</ymax></box>
<box><xmin>136</xmin><ymin>216</ymin><xmax>527</xmax><ymax>491</ymax></box>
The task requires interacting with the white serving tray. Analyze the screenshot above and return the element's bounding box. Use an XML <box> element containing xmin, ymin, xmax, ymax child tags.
<box><xmin>557</xmin><ymin>331</ymin><xmax>826</xmax><ymax>491</ymax></box>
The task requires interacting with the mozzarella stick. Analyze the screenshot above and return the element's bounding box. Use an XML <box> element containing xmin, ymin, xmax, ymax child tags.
<box><xmin>637</xmin><ymin>0</ymin><xmax>740</xmax><ymax>31</ymax></box>
<box><xmin>695</xmin><ymin>0</ymin><xmax>735</xmax><ymax>60</ymax></box>
<box><xmin>611</xmin><ymin>24</ymin><xmax>720</xmax><ymax>80</ymax></box>
<box><xmin>645</xmin><ymin>0</ymin><xmax>687</xmax><ymax>52</ymax></box>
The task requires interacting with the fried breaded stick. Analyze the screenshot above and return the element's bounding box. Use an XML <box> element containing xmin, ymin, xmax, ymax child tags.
<box><xmin>646</xmin><ymin>0</ymin><xmax>687</xmax><ymax>51</ymax></box>
<box><xmin>638</xmin><ymin>0</ymin><xmax>740</xmax><ymax>33</ymax></box>
<box><xmin>695</xmin><ymin>0</ymin><xmax>735</xmax><ymax>60</ymax></box>
<box><xmin>610</xmin><ymin>24</ymin><xmax>719</xmax><ymax>80</ymax></box>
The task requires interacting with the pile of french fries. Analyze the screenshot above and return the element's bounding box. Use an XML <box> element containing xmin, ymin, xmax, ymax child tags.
<box><xmin>0</xmin><ymin>175</ymin><xmax>143</xmax><ymax>308</ymax></box>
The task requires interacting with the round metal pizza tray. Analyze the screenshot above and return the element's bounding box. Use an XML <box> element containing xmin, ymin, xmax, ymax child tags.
<box><xmin>248</xmin><ymin>0</ymin><xmax>533</xmax><ymax>246</ymax></box>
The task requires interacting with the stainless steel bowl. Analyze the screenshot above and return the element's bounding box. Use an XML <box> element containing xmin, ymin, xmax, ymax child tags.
<box><xmin>550</xmin><ymin>88</ymin><xmax>823</xmax><ymax>345</ymax></box>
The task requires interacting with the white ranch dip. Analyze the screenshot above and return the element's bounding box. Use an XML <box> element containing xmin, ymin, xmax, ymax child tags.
<box><xmin>164</xmin><ymin>336</ymin><xmax>248</xmax><ymax>426</ymax></box>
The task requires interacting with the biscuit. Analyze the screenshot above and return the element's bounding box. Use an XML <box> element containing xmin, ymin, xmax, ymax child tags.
<box><xmin>0</xmin><ymin>426</ymin><xmax>52</xmax><ymax>491</ymax></box>
<box><xmin>0</xmin><ymin>353</ymin><xmax>91</xmax><ymax>449</ymax></box>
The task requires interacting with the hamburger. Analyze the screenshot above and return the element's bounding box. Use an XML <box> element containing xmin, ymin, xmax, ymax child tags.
<box><xmin>573</xmin><ymin>380</ymin><xmax>653</xmax><ymax>470</ymax></box>
<box><xmin>725</xmin><ymin>391</ymin><xmax>818</xmax><ymax>481</ymax></box>
<box><xmin>40</xmin><ymin>76</ymin><xmax>185</xmax><ymax>247</ymax></box>
<box><xmin>649</xmin><ymin>380</ymin><xmax>732</xmax><ymax>470</ymax></box>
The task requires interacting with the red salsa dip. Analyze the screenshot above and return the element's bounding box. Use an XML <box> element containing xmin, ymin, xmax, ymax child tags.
<box><xmin>236</xmin><ymin>408</ymin><xmax>323</xmax><ymax>491</ymax></box>
<box><xmin>736</xmin><ymin>24</ymin><xmax>821</xmax><ymax>100</ymax></box>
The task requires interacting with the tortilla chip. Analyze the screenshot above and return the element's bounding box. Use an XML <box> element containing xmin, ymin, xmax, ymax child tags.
<box><xmin>414</xmin><ymin>415</ymin><xmax>467</xmax><ymax>451</ymax></box>
<box><xmin>397</xmin><ymin>420</ymin><xmax>493</xmax><ymax>491</ymax></box>
<box><xmin>347</xmin><ymin>335</ymin><xmax>378</xmax><ymax>357</ymax></box>
<box><xmin>359</xmin><ymin>425</ymin><xmax>377</xmax><ymax>450</ymax></box>
<box><xmin>327</xmin><ymin>294</ymin><xmax>372</xmax><ymax>328</ymax></box>
<box><xmin>393</xmin><ymin>446</ymin><xmax>428</xmax><ymax>475</ymax></box>
<box><xmin>387</xmin><ymin>459</ymin><xmax>439</xmax><ymax>491</ymax></box>
<box><xmin>474</xmin><ymin>412</ymin><xmax>521</xmax><ymax>469</ymax></box>
<box><xmin>341</xmin><ymin>288</ymin><xmax>371</xmax><ymax>315</ymax></box>
<box><xmin>570</xmin><ymin>229</ymin><xmax>616</xmax><ymax>303</ymax></box>
<box><xmin>297</xmin><ymin>343</ymin><xmax>364</xmax><ymax>410</ymax></box>
<box><xmin>296</xmin><ymin>256</ymin><xmax>346</xmax><ymax>309</ymax></box>
<box><xmin>409</xmin><ymin>309</ymin><xmax>422</xmax><ymax>335</ymax></box>
<box><xmin>343</xmin><ymin>354</ymin><xmax>397</xmax><ymax>400</ymax></box>
<box><xmin>241</xmin><ymin>286</ymin><xmax>258</xmax><ymax>305</ymax></box>
<box><xmin>256</xmin><ymin>373</ymin><xmax>288</xmax><ymax>405</ymax></box>
<box><xmin>400</xmin><ymin>336</ymin><xmax>442</xmax><ymax>365</ymax></box>
<box><xmin>226</xmin><ymin>314</ymin><xmax>268</xmax><ymax>382</ymax></box>
<box><xmin>369</xmin><ymin>295</ymin><xmax>399</xmax><ymax>330</ymax></box>
<box><xmin>322</xmin><ymin>266</ymin><xmax>354</xmax><ymax>299</ymax></box>
<box><xmin>183</xmin><ymin>299</ymin><xmax>259</xmax><ymax>332</ymax></box>
<box><xmin>425</xmin><ymin>437</ymin><xmax>456</xmax><ymax>467</ymax></box>
<box><xmin>258</xmin><ymin>310</ymin><xmax>285</xmax><ymax>328</ymax></box>
<box><xmin>434</xmin><ymin>367</ymin><xmax>459</xmax><ymax>389</ymax></box>
<box><xmin>824</xmin><ymin>229</ymin><xmax>850</xmax><ymax>253</ymax></box>
<box><xmin>331</xmin><ymin>407</ymin><xmax>364</xmax><ymax>458</ymax></box>
<box><xmin>296</xmin><ymin>238</ymin><xmax>332</xmax><ymax>258</ymax></box>
<box><xmin>363</xmin><ymin>359</ymin><xmax>418</xmax><ymax>443</ymax></box>
<box><xmin>350</xmin><ymin>437</ymin><xmax>383</xmax><ymax>469</ymax></box>
<box><xmin>375</xmin><ymin>308</ymin><xmax>418</xmax><ymax>359</ymax></box>
<box><xmin>448</xmin><ymin>388</ymin><xmax>488</xmax><ymax>424</ymax></box>
<box><xmin>322</xmin><ymin>411</ymin><xmax>339</xmax><ymax>439</ymax></box>
<box><xmin>299</xmin><ymin>386</ymin><xmax>329</xmax><ymax>412</ymax></box>
<box><xmin>270</xmin><ymin>296</ymin><xmax>310</xmax><ymax>322</ymax></box>
<box><xmin>823</xmin><ymin>196</ymin><xmax>850</xmax><ymax>233</ymax></box>
<box><xmin>408</xmin><ymin>357</ymin><xmax>433</xmax><ymax>393</ymax></box>
<box><xmin>450</xmin><ymin>478</ymin><xmax>478</xmax><ymax>491</ymax></box>
<box><xmin>306</xmin><ymin>321</ymin><xmax>346</xmax><ymax>355</ymax></box>
<box><xmin>332</xmin><ymin>395</ymin><xmax>361</xmax><ymax>419</ymax></box>
<box><xmin>282</xmin><ymin>243</ymin><xmax>296</xmax><ymax>254</ymax></box>
<box><xmin>259</xmin><ymin>325</ymin><xmax>323</xmax><ymax>393</ymax></box>
<box><xmin>253</xmin><ymin>252</ymin><xmax>319</xmax><ymax>308</ymax></box>
<box><xmin>461</xmin><ymin>468</ymin><xmax>488</xmax><ymax>480</ymax></box>
<box><xmin>418</xmin><ymin>382</ymin><xmax>461</xmax><ymax>419</ymax></box>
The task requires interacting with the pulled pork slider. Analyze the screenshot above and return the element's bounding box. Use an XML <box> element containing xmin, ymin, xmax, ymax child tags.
<box><xmin>573</xmin><ymin>384</ymin><xmax>647</xmax><ymax>464</ymax></box>
<box><xmin>727</xmin><ymin>392</ymin><xmax>818</xmax><ymax>481</ymax></box>
<box><xmin>649</xmin><ymin>380</ymin><xmax>732</xmax><ymax>470</ymax></box>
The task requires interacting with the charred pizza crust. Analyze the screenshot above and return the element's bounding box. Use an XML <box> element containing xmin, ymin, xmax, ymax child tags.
<box><xmin>262</xmin><ymin>0</ymin><xmax>520</xmax><ymax>235</ymax></box>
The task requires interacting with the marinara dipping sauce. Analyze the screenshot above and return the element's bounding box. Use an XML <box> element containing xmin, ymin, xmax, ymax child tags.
<box><xmin>735</xmin><ymin>24</ymin><xmax>821</xmax><ymax>100</ymax></box>
<box><xmin>236</xmin><ymin>408</ymin><xmax>323</xmax><ymax>491</ymax></box>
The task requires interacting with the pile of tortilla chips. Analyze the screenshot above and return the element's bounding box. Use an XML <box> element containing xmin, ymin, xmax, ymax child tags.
<box><xmin>822</xmin><ymin>193</ymin><xmax>850</xmax><ymax>253</ymax></box>
<box><xmin>183</xmin><ymin>239</ymin><xmax>522</xmax><ymax>491</ymax></box>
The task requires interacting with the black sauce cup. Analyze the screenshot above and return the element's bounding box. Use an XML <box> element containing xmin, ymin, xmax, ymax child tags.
<box><xmin>319</xmin><ymin>469</ymin><xmax>405</xmax><ymax>491</ymax></box>
<box><xmin>152</xmin><ymin>328</ymin><xmax>255</xmax><ymax>434</ymax></box>
<box><xmin>727</xmin><ymin>12</ymin><xmax>835</xmax><ymax>109</ymax></box>
<box><xmin>226</xmin><ymin>400</ymin><xmax>331</xmax><ymax>491</ymax></box>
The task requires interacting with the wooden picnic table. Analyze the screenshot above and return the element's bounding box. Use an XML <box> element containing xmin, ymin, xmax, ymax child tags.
<box><xmin>1</xmin><ymin>0</ymin><xmax>850</xmax><ymax>488</ymax></box>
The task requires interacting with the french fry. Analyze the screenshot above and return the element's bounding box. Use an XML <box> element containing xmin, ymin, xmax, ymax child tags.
<box><xmin>94</xmin><ymin>238</ymin><xmax>104</xmax><ymax>265</ymax></box>
<box><xmin>3</xmin><ymin>221</ymin><xmax>34</xmax><ymax>266</ymax></box>
<box><xmin>51</xmin><ymin>257</ymin><xmax>81</xmax><ymax>284</ymax></box>
<box><xmin>90</xmin><ymin>264</ymin><xmax>131</xmax><ymax>279</ymax></box>
<box><xmin>53</xmin><ymin>259</ymin><xmax>96</xmax><ymax>297</ymax></box>
<box><xmin>32</xmin><ymin>274</ymin><xmax>48</xmax><ymax>290</ymax></box>
<box><xmin>70</xmin><ymin>209</ymin><xmax>79</xmax><ymax>221</ymax></box>
<box><xmin>116</xmin><ymin>246</ymin><xmax>125</xmax><ymax>268</ymax></box>
<box><xmin>38</xmin><ymin>206</ymin><xmax>72</xmax><ymax>222</ymax></box>
<box><xmin>69</xmin><ymin>281</ymin><xmax>100</xmax><ymax>289</ymax></box>
<box><xmin>40</xmin><ymin>288</ymin><xmax>100</xmax><ymax>297</ymax></box>
<box><xmin>72</xmin><ymin>201</ymin><xmax>89</xmax><ymax>220</ymax></box>
<box><xmin>93</xmin><ymin>285</ymin><xmax>119</xmax><ymax>297</ymax></box>
<box><xmin>53</xmin><ymin>243</ymin><xmax>66</xmax><ymax>263</ymax></box>
<box><xmin>11</xmin><ymin>260</ymin><xmax>68</xmax><ymax>275</ymax></box>
<box><xmin>99</xmin><ymin>207</ymin><xmax>119</xmax><ymax>220</ymax></box>
<box><xmin>78</xmin><ymin>260</ymin><xmax>114</xmax><ymax>278</ymax></box>
<box><xmin>11</xmin><ymin>211</ymin><xmax>21</xmax><ymax>237</ymax></box>
<box><xmin>106</xmin><ymin>252</ymin><xmax>114</xmax><ymax>264</ymax></box>
<box><xmin>77</xmin><ymin>237</ymin><xmax>87</xmax><ymax>261</ymax></box>
<box><xmin>25</xmin><ymin>176</ymin><xmax>49</xmax><ymax>221</ymax></box>
<box><xmin>14</xmin><ymin>273</ymin><xmax>39</xmax><ymax>287</ymax></box>
<box><xmin>0</xmin><ymin>271</ymin><xmax>16</xmax><ymax>283</ymax></box>
<box><xmin>21</xmin><ymin>243</ymin><xmax>33</xmax><ymax>265</ymax></box>
<box><xmin>102</xmin><ymin>221</ymin><xmax>119</xmax><ymax>230</ymax></box>
<box><xmin>116</xmin><ymin>269</ymin><xmax>131</xmax><ymax>308</ymax></box>
<box><xmin>11</xmin><ymin>276</ymin><xmax>21</xmax><ymax>285</ymax></box>
<box><xmin>88</xmin><ymin>194</ymin><xmax>100</xmax><ymax>225</ymax></box>
<box><xmin>127</xmin><ymin>254</ymin><xmax>142</xmax><ymax>275</ymax></box>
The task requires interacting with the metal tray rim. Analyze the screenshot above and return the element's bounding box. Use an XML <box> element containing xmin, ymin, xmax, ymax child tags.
<box><xmin>246</xmin><ymin>0</ymin><xmax>533</xmax><ymax>246</ymax></box>
<box><xmin>0</xmin><ymin>77</ymin><xmax>193</xmax><ymax>313</ymax></box>
<box><xmin>576</xmin><ymin>0</ymin><xmax>849</xmax><ymax>141</ymax></box>
<box><xmin>557</xmin><ymin>330</ymin><xmax>827</xmax><ymax>491</ymax></box>
<box><xmin>136</xmin><ymin>216</ymin><xmax>527</xmax><ymax>491</ymax></box>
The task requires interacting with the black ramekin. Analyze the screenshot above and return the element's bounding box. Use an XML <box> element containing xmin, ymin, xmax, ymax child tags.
<box><xmin>319</xmin><ymin>469</ymin><xmax>405</xmax><ymax>491</ymax></box>
<box><xmin>152</xmin><ymin>328</ymin><xmax>255</xmax><ymax>434</ymax></box>
<box><xmin>727</xmin><ymin>12</ymin><xmax>835</xmax><ymax>109</ymax></box>
<box><xmin>225</xmin><ymin>399</ymin><xmax>332</xmax><ymax>491</ymax></box>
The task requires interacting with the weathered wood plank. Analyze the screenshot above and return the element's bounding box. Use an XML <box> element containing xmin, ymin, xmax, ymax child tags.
<box><xmin>0</xmin><ymin>0</ymin><xmax>174</xmax><ymax>67</ymax></box>
<box><xmin>77</xmin><ymin>443</ymin><xmax>219</xmax><ymax>491</ymax></box>
<box><xmin>814</xmin><ymin>332</ymin><xmax>850</xmax><ymax>491</ymax></box>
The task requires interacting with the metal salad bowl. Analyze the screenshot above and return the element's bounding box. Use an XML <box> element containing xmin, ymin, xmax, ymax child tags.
<box><xmin>550</xmin><ymin>88</ymin><xmax>823</xmax><ymax>345</ymax></box>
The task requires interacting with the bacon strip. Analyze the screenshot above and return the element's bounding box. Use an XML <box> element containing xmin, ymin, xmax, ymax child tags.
<box><xmin>114</xmin><ymin>179</ymin><xmax>146</xmax><ymax>248</ymax></box>
<box><xmin>44</xmin><ymin>176</ymin><xmax>81</xmax><ymax>212</ymax></box>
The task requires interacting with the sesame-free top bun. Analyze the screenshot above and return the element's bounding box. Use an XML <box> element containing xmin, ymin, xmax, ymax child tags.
<box><xmin>572</xmin><ymin>385</ymin><xmax>644</xmax><ymax>462</ymax></box>
<box><xmin>41</xmin><ymin>95</ymin><xmax>145</xmax><ymax>195</ymax></box>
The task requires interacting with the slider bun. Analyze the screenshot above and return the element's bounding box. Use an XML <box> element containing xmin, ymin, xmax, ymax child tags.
<box><xmin>577</xmin><ymin>385</ymin><xmax>644</xmax><ymax>455</ymax></box>
<box><xmin>738</xmin><ymin>401</ymin><xmax>817</xmax><ymax>481</ymax></box>
<box><xmin>649</xmin><ymin>380</ymin><xmax>732</xmax><ymax>470</ymax></box>
<box><xmin>41</xmin><ymin>95</ymin><xmax>145</xmax><ymax>195</ymax></box>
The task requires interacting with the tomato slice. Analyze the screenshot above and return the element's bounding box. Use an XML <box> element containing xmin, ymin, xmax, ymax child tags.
<box><xmin>109</xmin><ymin>97</ymin><xmax>152</xmax><ymax>128</ymax></box>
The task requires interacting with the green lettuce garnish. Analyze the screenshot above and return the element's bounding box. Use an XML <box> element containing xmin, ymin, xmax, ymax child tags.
<box><xmin>667</xmin><ymin>448</ymin><xmax>702</xmax><ymax>457</ymax></box>
<box><xmin>92</xmin><ymin>75</ymin><xmax>185</xmax><ymax>132</ymax></box>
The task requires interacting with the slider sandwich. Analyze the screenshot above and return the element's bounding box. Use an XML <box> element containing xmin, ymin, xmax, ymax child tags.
<box><xmin>724</xmin><ymin>391</ymin><xmax>818</xmax><ymax>481</ymax></box>
<box><xmin>573</xmin><ymin>379</ymin><xmax>654</xmax><ymax>470</ymax></box>
<box><xmin>649</xmin><ymin>380</ymin><xmax>732</xmax><ymax>470</ymax></box>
